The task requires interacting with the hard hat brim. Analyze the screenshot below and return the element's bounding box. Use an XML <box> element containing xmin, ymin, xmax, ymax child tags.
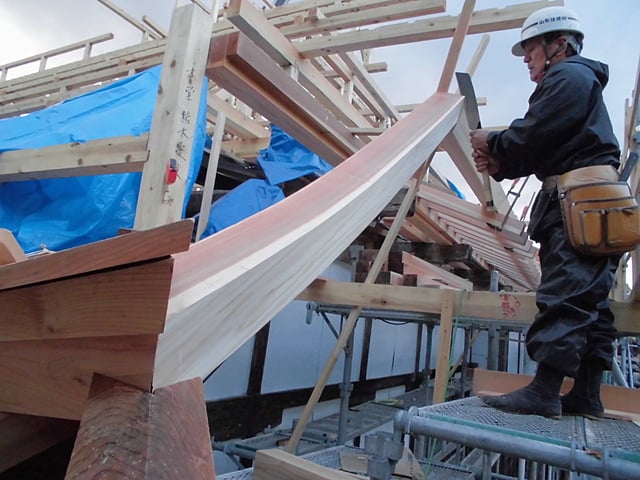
<box><xmin>512</xmin><ymin>41</ymin><xmax>526</xmax><ymax>57</ymax></box>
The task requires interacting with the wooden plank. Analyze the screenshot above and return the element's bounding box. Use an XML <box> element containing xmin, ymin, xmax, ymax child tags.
<box><xmin>297</xmin><ymin>1</ymin><xmax>562</xmax><ymax>57</ymax></box>
<box><xmin>401</xmin><ymin>251</ymin><xmax>473</xmax><ymax>290</ymax></box>
<box><xmin>0</xmin><ymin>134</ymin><xmax>148</xmax><ymax>182</ymax></box>
<box><xmin>65</xmin><ymin>375</ymin><xmax>215</xmax><ymax>479</ymax></box>
<box><xmin>0</xmin><ymin>334</ymin><xmax>158</xmax><ymax>419</ymax></box>
<box><xmin>155</xmin><ymin>93</ymin><xmax>462</xmax><ymax>388</ymax></box>
<box><xmin>432</xmin><ymin>289</ymin><xmax>455</xmax><ymax>403</ymax></box>
<box><xmin>296</xmin><ymin>278</ymin><xmax>640</xmax><ymax>336</ymax></box>
<box><xmin>473</xmin><ymin>369</ymin><xmax>640</xmax><ymax>422</ymax></box>
<box><xmin>0</xmin><ymin>413</ymin><xmax>78</xmax><ymax>473</ymax></box>
<box><xmin>135</xmin><ymin>4</ymin><xmax>213</xmax><ymax>230</ymax></box>
<box><xmin>0</xmin><ymin>219</ymin><xmax>192</xmax><ymax>291</ymax></box>
<box><xmin>437</xmin><ymin>0</ymin><xmax>475</xmax><ymax>93</ymax></box>
<box><xmin>226</xmin><ymin>0</ymin><xmax>374</xmax><ymax>129</ymax></box>
<box><xmin>0</xmin><ymin>259</ymin><xmax>172</xmax><ymax>341</ymax></box>
<box><xmin>0</xmin><ymin>229</ymin><xmax>27</xmax><ymax>266</ymax></box>
<box><xmin>207</xmin><ymin>32</ymin><xmax>362</xmax><ymax>165</ymax></box>
<box><xmin>254</xmin><ymin>448</ymin><xmax>360</xmax><ymax>480</ymax></box>
<box><xmin>279</xmin><ymin>0</ymin><xmax>446</xmax><ymax>39</ymax></box>
<box><xmin>0</xmin><ymin>33</ymin><xmax>115</xmax><ymax>78</ymax></box>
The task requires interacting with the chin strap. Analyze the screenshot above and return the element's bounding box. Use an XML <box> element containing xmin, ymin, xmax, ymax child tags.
<box><xmin>542</xmin><ymin>40</ymin><xmax>567</xmax><ymax>72</ymax></box>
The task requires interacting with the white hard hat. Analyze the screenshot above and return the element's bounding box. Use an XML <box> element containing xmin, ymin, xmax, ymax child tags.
<box><xmin>512</xmin><ymin>6</ymin><xmax>583</xmax><ymax>56</ymax></box>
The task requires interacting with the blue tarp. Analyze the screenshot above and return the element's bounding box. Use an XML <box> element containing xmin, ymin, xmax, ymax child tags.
<box><xmin>198</xmin><ymin>178</ymin><xmax>285</xmax><ymax>238</ymax></box>
<box><xmin>257</xmin><ymin>124</ymin><xmax>332</xmax><ymax>185</ymax></box>
<box><xmin>0</xmin><ymin>65</ymin><xmax>208</xmax><ymax>253</ymax></box>
<box><xmin>197</xmin><ymin>124</ymin><xmax>332</xmax><ymax>239</ymax></box>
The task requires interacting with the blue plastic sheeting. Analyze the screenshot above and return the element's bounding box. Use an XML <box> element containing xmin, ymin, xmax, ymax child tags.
<box><xmin>256</xmin><ymin>124</ymin><xmax>332</xmax><ymax>185</ymax></box>
<box><xmin>199</xmin><ymin>178</ymin><xmax>285</xmax><ymax>238</ymax></box>
<box><xmin>0</xmin><ymin>65</ymin><xmax>208</xmax><ymax>253</ymax></box>
<box><xmin>446</xmin><ymin>178</ymin><xmax>466</xmax><ymax>199</ymax></box>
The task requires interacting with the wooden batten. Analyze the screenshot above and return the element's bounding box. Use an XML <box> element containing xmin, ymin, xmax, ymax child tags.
<box><xmin>297</xmin><ymin>278</ymin><xmax>640</xmax><ymax>336</ymax></box>
<box><xmin>0</xmin><ymin>134</ymin><xmax>149</xmax><ymax>183</ymax></box>
<box><xmin>65</xmin><ymin>375</ymin><xmax>215</xmax><ymax>479</ymax></box>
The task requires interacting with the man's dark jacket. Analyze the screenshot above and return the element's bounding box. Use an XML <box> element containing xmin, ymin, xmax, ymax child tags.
<box><xmin>487</xmin><ymin>55</ymin><xmax>620</xmax><ymax>181</ymax></box>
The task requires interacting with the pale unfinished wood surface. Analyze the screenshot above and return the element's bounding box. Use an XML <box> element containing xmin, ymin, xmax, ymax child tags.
<box><xmin>297</xmin><ymin>1</ymin><xmax>561</xmax><ymax>56</ymax></box>
<box><xmin>135</xmin><ymin>4</ymin><xmax>213</xmax><ymax>230</ymax></box>
<box><xmin>0</xmin><ymin>135</ymin><xmax>148</xmax><ymax>182</ymax></box>
<box><xmin>296</xmin><ymin>278</ymin><xmax>640</xmax><ymax>336</ymax></box>
<box><xmin>433</xmin><ymin>289</ymin><xmax>455</xmax><ymax>403</ymax></box>
<box><xmin>155</xmin><ymin>93</ymin><xmax>463</xmax><ymax>387</ymax></box>
<box><xmin>254</xmin><ymin>448</ymin><xmax>363</xmax><ymax>480</ymax></box>
<box><xmin>0</xmin><ymin>333</ymin><xmax>158</xmax><ymax>419</ymax></box>
<box><xmin>401</xmin><ymin>251</ymin><xmax>473</xmax><ymax>290</ymax></box>
<box><xmin>207</xmin><ymin>31</ymin><xmax>363</xmax><ymax>166</ymax></box>
<box><xmin>0</xmin><ymin>219</ymin><xmax>192</xmax><ymax>291</ymax></box>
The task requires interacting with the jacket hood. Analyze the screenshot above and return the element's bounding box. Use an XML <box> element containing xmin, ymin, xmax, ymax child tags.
<box><xmin>565</xmin><ymin>55</ymin><xmax>610</xmax><ymax>88</ymax></box>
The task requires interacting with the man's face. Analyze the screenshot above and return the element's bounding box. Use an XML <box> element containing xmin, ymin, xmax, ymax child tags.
<box><xmin>522</xmin><ymin>37</ymin><xmax>548</xmax><ymax>84</ymax></box>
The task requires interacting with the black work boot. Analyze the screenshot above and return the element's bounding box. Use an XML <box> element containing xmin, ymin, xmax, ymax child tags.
<box><xmin>480</xmin><ymin>363</ymin><xmax>564</xmax><ymax>419</ymax></box>
<box><xmin>561</xmin><ymin>360</ymin><xmax>605</xmax><ymax>419</ymax></box>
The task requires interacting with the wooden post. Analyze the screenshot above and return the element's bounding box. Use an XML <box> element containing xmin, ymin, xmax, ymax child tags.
<box><xmin>135</xmin><ymin>4</ymin><xmax>213</xmax><ymax>230</ymax></box>
<box><xmin>65</xmin><ymin>375</ymin><xmax>215</xmax><ymax>479</ymax></box>
<box><xmin>432</xmin><ymin>288</ymin><xmax>455</xmax><ymax>403</ymax></box>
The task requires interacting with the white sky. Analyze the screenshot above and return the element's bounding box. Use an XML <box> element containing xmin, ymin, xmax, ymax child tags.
<box><xmin>0</xmin><ymin>0</ymin><xmax>638</xmax><ymax>212</ymax></box>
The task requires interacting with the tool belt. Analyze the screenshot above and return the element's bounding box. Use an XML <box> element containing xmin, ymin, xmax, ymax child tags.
<box><xmin>557</xmin><ymin>165</ymin><xmax>640</xmax><ymax>255</ymax></box>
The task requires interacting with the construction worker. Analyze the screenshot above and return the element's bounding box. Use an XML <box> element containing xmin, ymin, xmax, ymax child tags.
<box><xmin>469</xmin><ymin>6</ymin><xmax>621</xmax><ymax>419</ymax></box>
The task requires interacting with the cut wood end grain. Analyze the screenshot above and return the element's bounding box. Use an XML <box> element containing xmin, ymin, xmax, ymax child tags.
<box><xmin>0</xmin><ymin>229</ymin><xmax>27</xmax><ymax>266</ymax></box>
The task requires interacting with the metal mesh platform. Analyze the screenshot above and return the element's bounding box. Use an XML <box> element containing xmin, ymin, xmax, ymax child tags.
<box><xmin>218</xmin><ymin>445</ymin><xmax>475</xmax><ymax>480</ymax></box>
<box><xmin>413</xmin><ymin>396</ymin><xmax>640</xmax><ymax>460</ymax></box>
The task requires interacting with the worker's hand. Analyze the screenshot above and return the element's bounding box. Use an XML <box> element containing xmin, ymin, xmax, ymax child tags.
<box><xmin>472</xmin><ymin>149</ymin><xmax>500</xmax><ymax>176</ymax></box>
<box><xmin>469</xmin><ymin>129</ymin><xmax>491</xmax><ymax>153</ymax></box>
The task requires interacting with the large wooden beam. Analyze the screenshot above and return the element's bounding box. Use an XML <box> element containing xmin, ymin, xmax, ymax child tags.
<box><xmin>0</xmin><ymin>219</ymin><xmax>192</xmax><ymax>291</ymax></box>
<box><xmin>65</xmin><ymin>375</ymin><xmax>215</xmax><ymax>479</ymax></box>
<box><xmin>207</xmin><ymin>31</ymin><xmax>362</xmax><ymax>166</ymax></box>
<box><xmin>0</xmin><ymin>135</ymin><xmax>148</xmax><ymax>182</ymax></box>
<box><xmin>155</xmin><ymin>92</ymin><xmax>463</xmax><ymax>387</ymax></box>
<box><xmin>0</xmin><ymin>260</ymin><xmax>173</xmax><ymax>342</ymax></box>
<box><xmin>0</xmin><ymin>333</ymin><xmax>159</xmax><ymax>419</ymax></box>
<box><xmin>0</xmin><ymin>222</ymin><xmax>190</xmax><ymax>420</ymax></box>
<box><xmin>296</xmin><ymin>278</ymin><xmax>640</xmax><ymax>336</ymax></box>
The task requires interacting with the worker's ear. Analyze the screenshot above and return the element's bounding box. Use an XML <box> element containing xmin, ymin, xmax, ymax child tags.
<box><xmin>557</xmin><ymin>37</ymin><xmax>568</xmax><ymax>52</ymax></box>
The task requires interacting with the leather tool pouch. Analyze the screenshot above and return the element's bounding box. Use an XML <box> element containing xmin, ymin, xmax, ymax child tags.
<box><xmin>558</xmin><ymin>165</ymin><xmax>640</xmax><ymax>255</ymax></box>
